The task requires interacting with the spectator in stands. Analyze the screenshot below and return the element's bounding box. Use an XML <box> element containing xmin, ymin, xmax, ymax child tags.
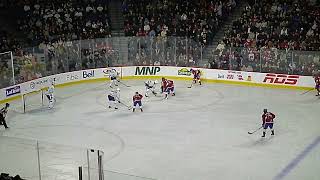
<box><xmin>16</xmin><ymin>0</ymin><xmax>111</xmax><ymax>45</ymax></box>
<box><xmin>123</xmin><ymin>0</ymin><xmax>236</xmax><ymax>45</ymax></box>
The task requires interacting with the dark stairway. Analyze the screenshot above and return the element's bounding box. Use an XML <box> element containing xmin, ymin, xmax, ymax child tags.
<box><xmin>108</xmin><ymin>0</ymin><xmax>125</xmax><ymax>37</ymax></box>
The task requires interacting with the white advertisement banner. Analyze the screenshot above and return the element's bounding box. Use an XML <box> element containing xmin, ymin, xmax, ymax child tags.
<box><xmin>0</xmin><ymin>66</ymin><xmax>315</xmax><ymax>103</ymax></box>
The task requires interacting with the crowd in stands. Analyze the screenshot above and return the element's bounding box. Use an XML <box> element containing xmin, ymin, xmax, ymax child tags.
<box><xmin>128</xmin><ymin>37</ymin><xmax>203</xmax><ymax>67</ymax></box>
<box><xmin>223</xmin><ymin>0</ymin><xmax>320</xmax><ymax>51</ymax></box>
<box><xmin>0</xmin><ymin>30</ymin><xmax>21</xmax><ymax>53</ymax></box>
<box><xmin>15</xmin><ymin>0</ymin><xmax>111</xmax><ymax>45</ymax></box>
<box><xmin>208</xmin><ymin>41</ymin><xmax>320</xmax><ymax>75</ymax></box>
<box><xmin>123</xmin><ymin>0</ymin><xmax>236</xmax><ymax>45</ymax></box>
<box><xmin>1</xmin><ymin>0</ymin><xmax>320</xmax><ymax>87</ymax></box>
<box><xmin>210</xmin><ymin>0</ymin><xmax>320</xmax><ymax>75</ymax></box>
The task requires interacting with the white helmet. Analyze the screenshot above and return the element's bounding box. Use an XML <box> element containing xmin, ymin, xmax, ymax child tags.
<box><xmin>116</xmin><ymin>88</ymin><xmax>120</xmax><ymax>92</ymax></box>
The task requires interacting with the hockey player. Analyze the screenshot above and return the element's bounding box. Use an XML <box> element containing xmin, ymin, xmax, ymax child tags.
<box><xmin>314</xmin><ymin>74</ymin><xmax>320</xmax><ymax>96</ymax></box>
<box><xmin>46</xmin><ymin>82</ymin><xmax>55</xmax><ymax>109</ymax></box>
<box><xmin>161</xmin><ymin>77</ymin><xmax>166</xmax><ymax>93</ymax></box>
<box><xmin>162</xmin><ymin>77</ymin><xmax>175</xmax><ymax>99</ymax></box>
<box><xmin>109</xmin><ymin>69</ymin><xmax>119</xmax><ymax>88</ymax></box>
<box><xmin>261</xmin><ymin>109</ymin><xmax>276</xmax><ymax>137</ymax></box>
<box><xmin>191</xmin><ymin>69</ymin><xmax>202</xmax><ymax>85</ymax></box>
<box><xmin>0</xmin><ymin>103</ymin><xmax>9</xmax><ymax>129</ymax></box>
<box><xmin>145</xmin><ymin>80</ymin><xmax>158</xmax><ymax>97</ymax></box>
<box><xmin>133</xmin><ymin>92</ymin><xmax>143</xmax><ymax>112</ymax></box>
<box><xmin>108</xmin><ymin>88</ymin><xmax>120</xmax><ymax>109</ymax></box>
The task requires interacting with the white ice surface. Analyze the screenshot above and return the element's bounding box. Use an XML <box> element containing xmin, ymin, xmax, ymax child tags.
<box><xmin>0</xmin><ymin>80</ymin><xmax>319</xmax><ymax>180</ymax></box>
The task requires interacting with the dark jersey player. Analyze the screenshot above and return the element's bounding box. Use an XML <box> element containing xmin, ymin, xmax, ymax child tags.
<box><xmin>191</xmin><ymin>69</ymin><xmax>201</xmax><ymax>85</ymax></box>
<box><xmin>261</xmin><ymin>109</ymin><xmax>275</xmax><ymax>137</ymax></box>
<box><xmin>314</xmin><ymin>74</ymin><xmax>320</xmax><ymax>96</ymax></box>
<box><xmin>0</xmin><ymin>103</ymin><xmax>10</xmax><ymax>129</ymax></box>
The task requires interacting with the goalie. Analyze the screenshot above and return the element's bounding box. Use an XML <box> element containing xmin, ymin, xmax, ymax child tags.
<box><xmin>144</xmin><ymin>80</ymin><xmax>158</xmax><ymax>97</ymax></box>
<box><xmin>46</xmin><ymin>82</ymin><xmax>55</xmax><ymax>109</ymax></box>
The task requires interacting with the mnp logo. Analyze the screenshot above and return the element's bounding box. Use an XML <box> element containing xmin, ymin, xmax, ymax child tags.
<box><xmin>83</xmin><ymin>70</ymin><xmax>95</xmax><ymax>79</ymax></box>
<box><xmin>263</xmin><ymin>74</ymin><xmax>299</xmax><ymax>85</ymax></box>
<box><xmin>135</xmin><ymin>66</ymin><xmax>160</xmax><ymax>75</ymax></box>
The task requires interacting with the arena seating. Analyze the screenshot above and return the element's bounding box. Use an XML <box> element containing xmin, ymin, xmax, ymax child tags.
<box><xmin>0</xmin><ymin>0</ymin><xmax>319</xmax><ymax>77</ymax></box>
<box><xmin>122</xmin><ymin>0</ymin><xmax>236</xmax><ymax>45</ymax></box>
<box><xmin>15</xmin><ymin>0</ymin><xmax>111</xmax><ymax>45</ymax></box>
<box><xmin>224</xmin><ymin>0</ymin><xmax>320</xmax><ymax>51</ymax></box>
<box><xmin>0</xmin><ymin>30</ymin><xmax>20</xmax><ymax>52</ymax></box>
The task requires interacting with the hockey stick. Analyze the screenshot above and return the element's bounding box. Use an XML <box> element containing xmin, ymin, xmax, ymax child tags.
<box><xmin>248</xmin><ymin>126</ymin><xmax>263</xmax><ymax>134</ymax></box>
<box><xmin>118</xmin><ymin>81</ymin><xmax>131</xmax><ymax>87</ymax></box>
<box><xmin>118</xmin><ymin>101</ymin><xmax>132</xmax><ymax>110</ymax></box>
<box><xmin>300</xmin><ymin>88</ymin><xmax>314</xmax><ymax>95</ymax></box>
<box><xmin>187</xmin><ymin>80</ymin><xmax>195</xmax><ymax>88</ymax></box>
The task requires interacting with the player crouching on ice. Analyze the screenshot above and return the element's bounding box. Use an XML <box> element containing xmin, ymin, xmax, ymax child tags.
<box><xmin>145</xmin><ymin>80</ymin><xmax>158</xmax><ymax>97</ymax></box>
<box><xmin>191</xmin><ymin>69</ymin><xmax>202</xmax><ymax>85</ymax></box>
<box><xmin>108</xmin><ymin>88</ymin><xmax>120</xmax><ymax>110</ymax></box>
<box><xmin>161</xmin><ymin>77</ymin><xmax>175</xmax><ymax>99</ymax></box>
<box><xmin>133</xmin><ymin>92</ymin><xmax>143</xmax><ymax>112</ymax></box>
<box><xmin>46</xmin><ymin>82</ymin><xmax>55</xmax><ymax>109</ymax></box>
<box><xmin>261</xmin><ymin>109</ymin><xmax>276</xmax><ymax>137</ymax></box>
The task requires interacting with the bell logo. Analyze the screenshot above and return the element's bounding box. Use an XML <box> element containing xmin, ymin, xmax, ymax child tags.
<box><xmin>263</xmin><ymin>74</ymin><xmax>299</xmax><ymax>85</ymax></box>
<box><xmin>83</xmin><ymin>70</ymin><xmax>95</xmax><ymax>79</ymax></box>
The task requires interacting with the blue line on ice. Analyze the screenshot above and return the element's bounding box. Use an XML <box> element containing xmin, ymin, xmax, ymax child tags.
<box><xmin>273</xmin><ymin>136</ymin><xmax>320</xmax><ymax>180</ymax></box>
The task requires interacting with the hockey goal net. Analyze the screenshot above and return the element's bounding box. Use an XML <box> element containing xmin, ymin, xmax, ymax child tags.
<box><xmin>21</xmin><ymin>89</ymin><xmax>45</xmax><ymax>113</ymax></box>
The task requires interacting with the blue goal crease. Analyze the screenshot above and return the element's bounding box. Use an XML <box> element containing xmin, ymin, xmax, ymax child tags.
<box><xmin>273</xmin><ymin>136</ymin><xmax>320</xmax><ymax>180</ymax></box>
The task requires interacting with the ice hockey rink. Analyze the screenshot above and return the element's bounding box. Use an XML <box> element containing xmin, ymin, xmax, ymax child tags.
<box><xmin>0</xmin><ymin>80</ymin><xmax>319</xmax><ymax>180</ymax></box>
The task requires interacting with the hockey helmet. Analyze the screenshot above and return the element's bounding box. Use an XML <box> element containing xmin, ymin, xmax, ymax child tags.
<box><xmin>135</xmin><ymin>91</ymin><xmax>139</xmax><ymax>95</ymax></box>
<box><xmin>116</xmin><ymin>88</ymin><xmax>120</xmax><ymax>92</ymax></box>
<box><xmin>162</xmin><ymin>77</ymin><xmax>166</xmax><ymax>81</ymax></box>
<box><xmin>154</xmin><ymin>80</ymin><xmax>158</xmax><ymax>84</ymax></box>
<box><xmin>263</xmin><ymin>109</ymin><xmax>267</xmax><ymax>113</ymax></box>
<box><xmin>5</xmin><ymin>103</ymin><xmax>10</xmax><ymax>107</ymax></box>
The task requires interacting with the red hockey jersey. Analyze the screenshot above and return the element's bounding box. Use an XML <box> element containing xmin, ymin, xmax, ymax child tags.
<box><xmin>133</xmin><ymin>94</ymin><xmax>143</xmax><ymax>102</ymax></box>
<box><xmin>262</xmin><ymin>112</ymin><xmax>275</xmax><ymax>123</ymax></box>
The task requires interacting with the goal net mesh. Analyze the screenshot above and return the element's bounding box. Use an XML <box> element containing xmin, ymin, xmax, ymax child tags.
<box><xmin>22</xmin><ymin>89</ymin><xmax>45</xmax><ymax>113</ymax></box>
